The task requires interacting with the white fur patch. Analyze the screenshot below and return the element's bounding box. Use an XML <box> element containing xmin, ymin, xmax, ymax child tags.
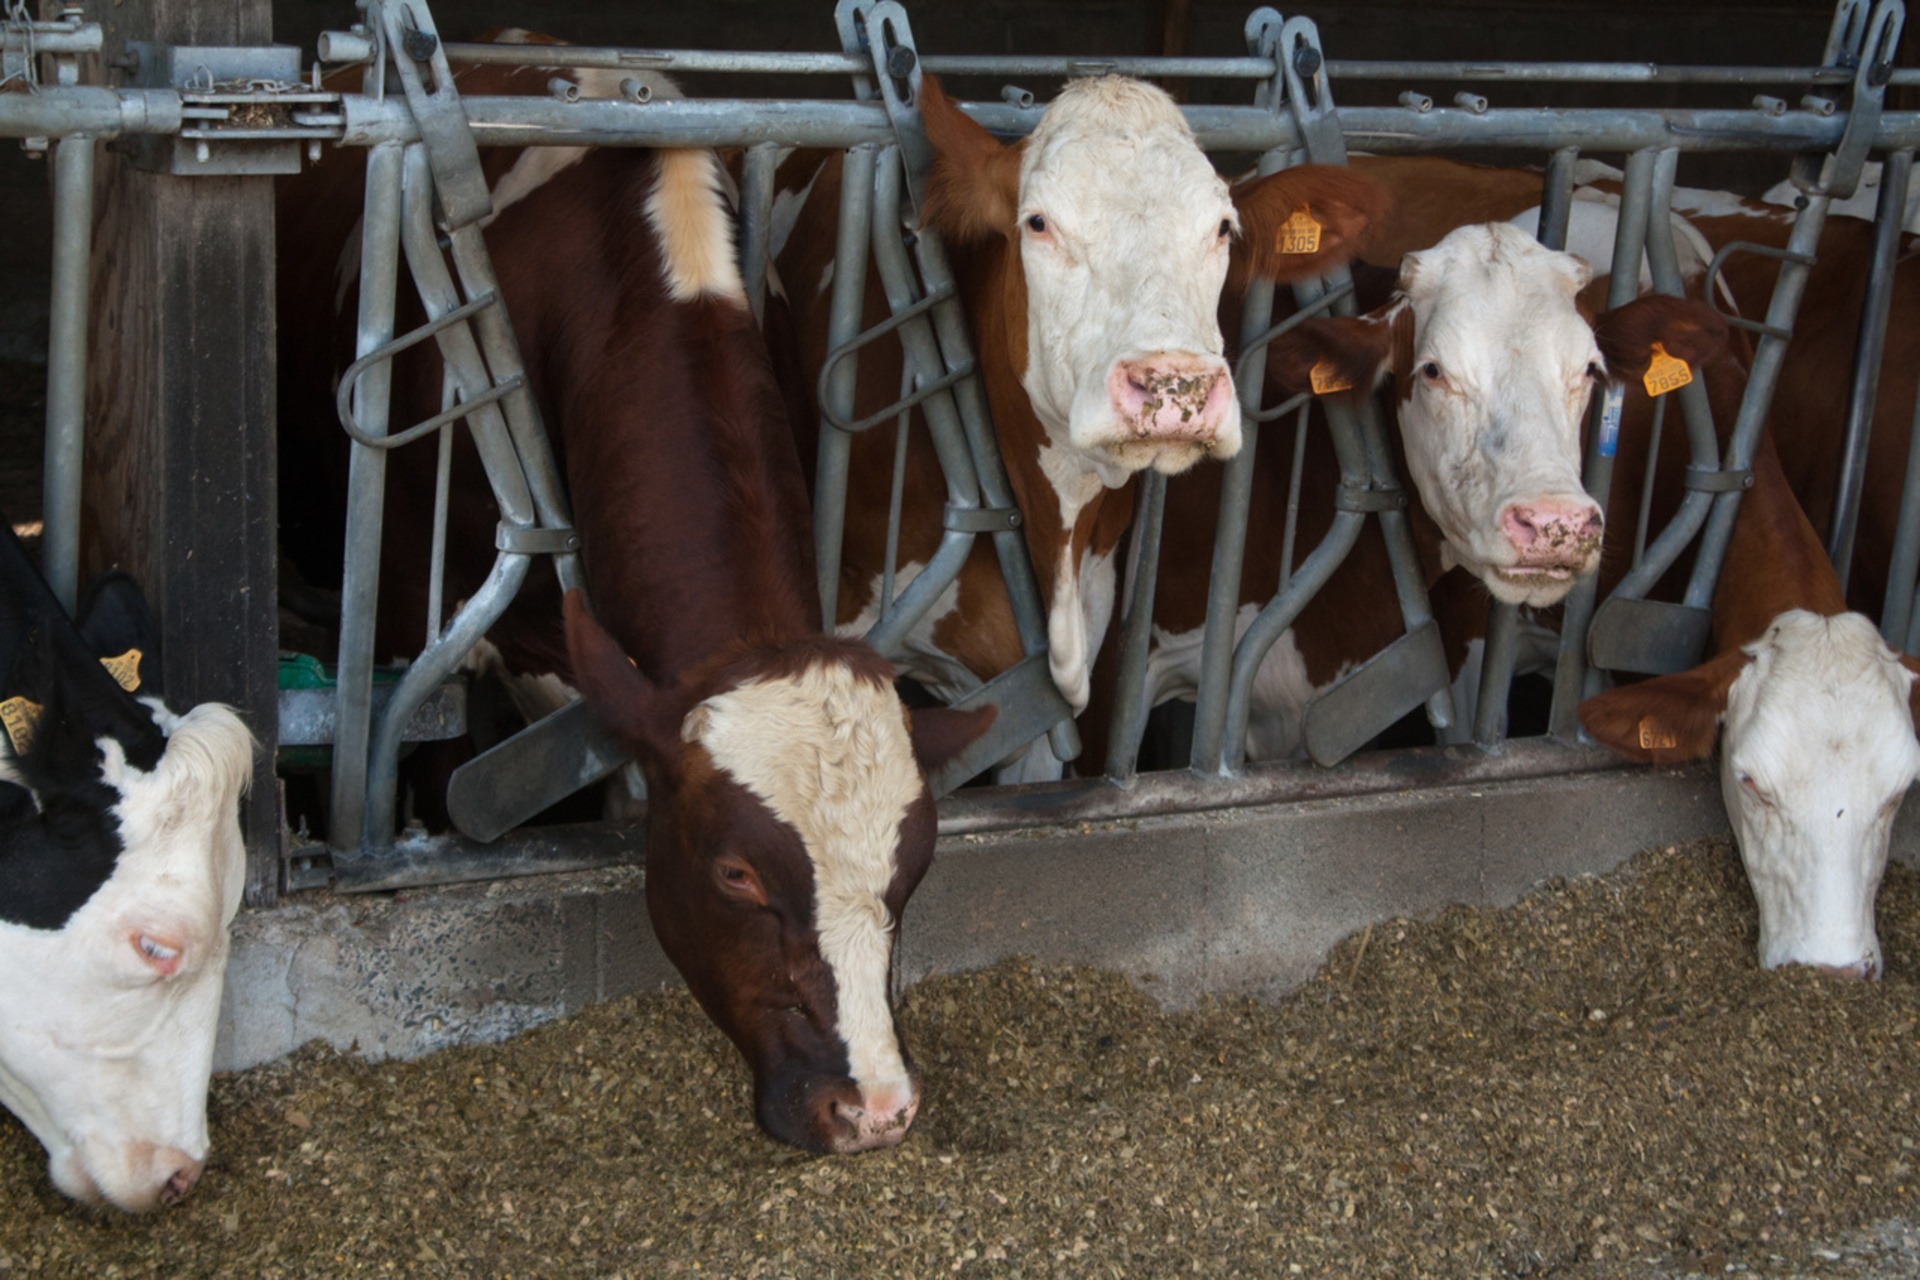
<box><xmin>690</xmin><ymin>665</ymin><xmax>921</xmax><ymax>1095</ymax></box>
<box><xmin>1721</xmin><ymin>610</ymin><xmax>1920</xmax><ymax>975</ymax></box>
<box><xmin>645</xmin><ymin>149</ymin><xmax>747</xmax><ymax>305</ymax></box>
<box><xmin>1015</xmin><ymin>77</ymin><xmax>1240</xmax><ymax>476</ymax></box>
<box><xmin>1391</xmin><ymin>223</ymin><xmax>1603</xmax><ymax>606</ymax></box>
<box><xmin>1144</xmin><ymin>607</ymin><xmax>1331</xmax><ymax>761</ymax></box>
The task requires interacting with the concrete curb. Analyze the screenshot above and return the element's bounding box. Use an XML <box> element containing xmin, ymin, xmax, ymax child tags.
<box><xmin>214</xmin><ymin>756</ymin><xmax>1779</xmax><ymax>1073</ymax></box>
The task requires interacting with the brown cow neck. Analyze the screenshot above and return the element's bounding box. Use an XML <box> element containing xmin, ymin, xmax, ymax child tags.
<box><xmin>946</xmin><ymin>232</ymin><xmax>1136</xmax><ymax>613</ymax></box>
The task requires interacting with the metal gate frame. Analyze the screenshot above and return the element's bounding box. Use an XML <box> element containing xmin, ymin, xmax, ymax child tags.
<box><xmin>2</xmin><ymin>0</ymin><xmax>1917</xmax><ymax>898</ymax></box>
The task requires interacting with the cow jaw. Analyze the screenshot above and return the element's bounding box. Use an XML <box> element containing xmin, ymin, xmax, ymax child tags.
<box><xmin>1721</xmin><ymin>611</ymin><xmax>1919</xmax><ymax>978</ymax></box>
<box><xmin>689</xmin><ymin>660</ymin><xmax>926</xmax><ymax>1151</ymax></box>
<box><xmin>1015</xmin><ymin>76</ymin><xmax>1242</xmax><ymax>481</ymax></box>
<box><xmin>0</xmin><ymin>702</ymin><xmax>250</xmax><ymax>1211</ymax></box>
<box><xmin>1395</xmin><ymin>224</ymin><xmax>1604</xmax><ymax>608</ymax></box>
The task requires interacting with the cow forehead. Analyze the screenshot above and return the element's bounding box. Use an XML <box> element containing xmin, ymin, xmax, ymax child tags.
<box><xmin>1019</xmin><ymin>77</ymin><xmax>1228</xmax><ymax>223</ymax></box>
<box><xmin>688</xmin><ymin>662</ymin><xmax>924</xmax><ymax>886</ymax></box>
<box><xmin>1730</xmin><ymin>612</ymin><xmax>1920</xmax><ymax>791</ymax></box>
<box><xmin>1412</xmin><ymin>230</ymin><xmax>1597</xmax><ymax>371</ymax></box>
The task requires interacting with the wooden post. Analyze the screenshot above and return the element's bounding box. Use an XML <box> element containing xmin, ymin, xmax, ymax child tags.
<box><xmin>86</xmin><ymin>0</ymin><xmax>282</xmax><ymax>906</ymax></box>
<box><xmin>1153</xmin><ymin>0</ymin><xmax>1193</xmax><ymax>103</ymax></box>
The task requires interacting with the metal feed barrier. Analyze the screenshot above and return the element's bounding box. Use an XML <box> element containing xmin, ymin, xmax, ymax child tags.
<box><xmin>2</xmin><ymin>0</ymin><xmax>1918</xmax><ymax>895</ymax></box>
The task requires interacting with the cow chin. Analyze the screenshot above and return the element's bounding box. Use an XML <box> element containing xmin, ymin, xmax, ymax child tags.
<box><xmin>1482</xmin><ymin>563</ymin><xmax>1584</xmax><ymax>609</ymax></box>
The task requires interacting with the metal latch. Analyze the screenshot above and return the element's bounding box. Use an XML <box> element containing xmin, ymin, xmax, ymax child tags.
<box><xmin>123</xmin><ymin>41</ymin><xmax>318</xmax><ymax>175</ymax></box>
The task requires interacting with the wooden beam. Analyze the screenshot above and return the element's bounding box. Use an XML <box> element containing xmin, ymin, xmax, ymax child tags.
<box><xmin>87</xmin><ymin>0</ymin><xmax>282</xmax><ymax>905</ymax></box>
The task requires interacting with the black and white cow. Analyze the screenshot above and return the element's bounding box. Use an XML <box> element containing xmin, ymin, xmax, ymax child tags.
<box><xmin>0</xmin><ymin>518</ymin><xmax>253</xmax><ymax>1211</ymax></box>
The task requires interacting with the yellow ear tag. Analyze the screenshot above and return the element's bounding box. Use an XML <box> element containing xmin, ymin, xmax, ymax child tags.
<box><xmin>1636</xmin><ymin>716</ymin><xmax>1678</xmax><ymax>752</ymax></box>
<box><xmin>100</xmin><ymin>648</ymin><xmax>142</xmax><ymax>694</ymax></box>
<box><xmin>0</xmin><ymin>696</ymin><xmax>43</xmax><ymax>756</ymax></box>
<box><xmin>1276</xmin><ymin>206</ymin><xmax>1323</xmax><ymax>255</ymax></box>
<box><xmin>1642</xmin><ymin>342</ymin><xmax>1693</xmax><ymax>397</ymax></box>
<box><xmin>1309</xmin><ymin>361</ymin><xmax>1355</xmax><ymax>395</ymax></box>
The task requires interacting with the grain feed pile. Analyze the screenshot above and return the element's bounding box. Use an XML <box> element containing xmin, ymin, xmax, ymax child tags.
<box><xmin>2</xmin><ymin>836</ymin><xmax>1919</xmax><ymax>1278</ymax></box>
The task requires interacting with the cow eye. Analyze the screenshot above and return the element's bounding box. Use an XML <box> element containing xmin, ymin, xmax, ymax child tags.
<box><xmin>1025</xmin><ymin>213</ymin><xmax>1048</xmax><ymax>235</ymax></box>
<box><xmin>713</xmin><ymin>855</ymin><xmax>768</xmax><ymax>906</ymax></box>
<box><xmin>131</xmin><ymin>932</ymin><xmax>184</xmax><ymax>978</ymax></box>
<box><xmin>1738</xmin><ymin>773</ymin><xmax>1772</xmax><ymax>807</ymax></box>
<box><xmin>1217</xmin><ymin>218</ymin><xmax>1233</xmax><ymax>239</ymax></box>
<box><xmin>1586</xmin><ymin>361</ymin><xmax>1606</xmax><ymax>380</ymax></box>
<box><xmin>1421</xmin><ymin>361</ymin><xmax>1443</xmax><ymax>381</ymax></box>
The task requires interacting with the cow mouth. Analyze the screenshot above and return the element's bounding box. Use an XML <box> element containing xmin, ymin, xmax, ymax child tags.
<box><xmin>1483</xmin><ymin>562</ymin><xmax>1584</xmax><ymax>607</ymax></box>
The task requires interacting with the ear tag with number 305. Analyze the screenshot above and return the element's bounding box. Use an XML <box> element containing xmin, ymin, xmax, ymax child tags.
<box><xmin>1276</xmin><ymin>206</ymin><xmax>1322</xmax><ymax>255</ymax></box>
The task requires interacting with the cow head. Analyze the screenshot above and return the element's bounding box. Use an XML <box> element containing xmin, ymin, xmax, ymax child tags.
<box><xmin>917</xmin><ymin>74</ymin><xmax>1387</xmax><ymax>485</ymax></box>
<box><xmin>1581</xmin><ymin>610</ymin><xmax>1920</xmax><ymax>978</ymax></box>
<box><xmin>0</xmin><ymin>541</ymin><xmax>252</xmax><ymax>1212</ymax></box>
<box><xmin>564</xmin><ymin>593</ymin><xmax>991</xmax><ymax>1152</ymax></box>
<box><xmin>1267</xmin><ymin>222</ymin><xmax>1727</xmax><ymax>607</ymax></box>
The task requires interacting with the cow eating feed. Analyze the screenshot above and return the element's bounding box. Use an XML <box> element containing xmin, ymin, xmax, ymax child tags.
<box><xmin>0</xmin><ymin>522</ymin><xmax>253</xmax><ymax>1210</ymax></box>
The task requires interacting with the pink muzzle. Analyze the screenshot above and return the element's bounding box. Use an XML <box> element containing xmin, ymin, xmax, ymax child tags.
<box><xmin>1499</xmin><ymin>497</ymin><xmax>1604</xmax><ymax>570</ymax></box>
<box><xmin>1108</xmin><ymin>353</ymin><xmax>1233</xmax><ymax>444</ymax></box>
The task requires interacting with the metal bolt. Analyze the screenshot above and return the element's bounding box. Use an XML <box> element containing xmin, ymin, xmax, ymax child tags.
<box><xmin>886</xmin><ymin>45</ymin><xmax>916</xmax><ymax>79</ymax></box>
<box><xmin>1870</xmin><ymin>60</ymin><xmax>1893</xmax><ymax>88</ymax></box>
<box><xmin>402</xmin><ymin>28</ymin><xmax>438</xmax><ymax>63</ymax></box>
<box><xmin>1292</xmin><ymin>43</ymin><xmax>1322</xmax><ymax>79</ymax></box>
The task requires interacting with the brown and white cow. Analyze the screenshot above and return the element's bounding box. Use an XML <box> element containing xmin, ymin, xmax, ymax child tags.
<box><xmin>1120</xmin><ymin>218</ymin><xmax>1719</xmax><ymax>761</ymax></box>
<box><xmin>1580</xmin><ymin>429</ymin><xmax>1920</xmax><ymax>979</ymax></box>
<box><xmin>277</xmin><ymin>43</ymin><xmax>989</xmax><ymax>1153</ymax></box>
<box><xmin>774</xmin><ymin>75</ymin><xmax>1387</xmax><ymax>778</ymax></box>
<box><xmin>1264</xmin><ymin>155</ymin><xmax>1920</xmax><ymax>977</ymax></box>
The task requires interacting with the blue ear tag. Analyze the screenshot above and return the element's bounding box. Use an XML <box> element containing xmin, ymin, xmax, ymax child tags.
<box><xmin>1597</xmin><ymin>383</ymin><xmax>1625</xmax><ymax>459</ymax></box>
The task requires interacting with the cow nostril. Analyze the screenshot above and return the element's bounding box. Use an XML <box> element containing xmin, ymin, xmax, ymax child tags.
<box><xmin>159</xmin><ymin>1159</ymin><xmax>202</xmax><ymax>1206</ymax></box>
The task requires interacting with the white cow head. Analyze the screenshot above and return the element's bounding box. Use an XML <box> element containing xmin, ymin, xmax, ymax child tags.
<box><xmin>916</xmin><ymin>73</ymin><xmax>1388</xmax><ymax>486</ymax></box>
<box><xmin>1265</xmin><ymin>222</ymin><xmax>1727</xmax><ymax>607</ymax></box>
<box><xmin>0</xmin><ymin>549</ymin><xmax>253</xmax><ymax>1212</ymax></box>
<box><xmin>1582</xmin><ymin>610</ymin><xmax>1920</xmax><ymax>978</ymax></box>
<box><xmin>0</xmin><ymin>699</ymin><xmax>253</xmax><ymax>1211</ymax></box>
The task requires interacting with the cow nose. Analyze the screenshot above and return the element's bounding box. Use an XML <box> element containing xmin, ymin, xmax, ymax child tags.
<box><xmin>158</xmin><ymin>1154</ymin><xmax>204</xmax><ymax>1206</ymax></box>
<box><xmin>1500</xmin><ymin>498</ymin><xmax>1604</xmax><ymax>566</ymax></box>
<box><xmin>823</xmin><ymin>1078</ymin><xmax>920</xmax><ymax>1153</ymax></box>
<box><xmin>1109</xmin><ymin>354</ymin><xmax>1231</xmax><ymax>443</ymax></box>
<box><xmin>1813</xmin><ymin>956</ymin><xmax>1881</xmax><ymax>981</ymax></box>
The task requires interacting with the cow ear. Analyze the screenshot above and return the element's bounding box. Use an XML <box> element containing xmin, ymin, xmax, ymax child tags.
<box><xmin>1263</xmin><ymin>301</ymin><xmax>1407</xmax><ymax>400</ymax></box>
<box><xmin>1232</xmin><ymin>165</ymin><xmax>1389</xmax><ymax>285</ymax></box>
<box><xmin>74</xmin><ymin>570</ymin><xmax>162</xmax><ymax>698</ymax></box>
<box><xmin>907</xmin><ymin>703</ymin><xmax>997</xmax><ymax>776</ymax></box>
<box><xmin>918</xmin><ymin>74</ymin><xmax>1024</xmax><ymax>245</ymax></box>
<box><xmin>1577</xmin><ymin>647</ymin><xmax>1751</xmax><ymax>764</ymax></box>
<box><xmin>1594</xmin><ymin>296</ymin><xmax>1729</xmax><ymax>380</ymax></box>
<box><xmin>562</xmin><ymin>591</ymin><xmax>689</xmax><ymax>775</ymax></box>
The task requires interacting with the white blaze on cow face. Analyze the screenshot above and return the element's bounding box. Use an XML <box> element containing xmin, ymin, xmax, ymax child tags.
<box><xmin>688</xmin><ymin>663</ymin><xmax>925</xmax><ymax>1151</ymax></box>
<box><xmin>1016</xmin><ymin>77</ymin><xmax>1240</xmax><ymax>484</ymax></box>
<box><xmin>1720</xmin><ymin>611</ymin><xmax>1920</xmax><ymax>979</ymax></box>
<box><xmin>1395</xmin><ymin>223</ymin><xmax>1604</xmax><ymax>607</ymax></box>
<box><xmin>0</xmin><ymin>702</ymin><xmax>252</xmax><ymax>1212</ymax></box>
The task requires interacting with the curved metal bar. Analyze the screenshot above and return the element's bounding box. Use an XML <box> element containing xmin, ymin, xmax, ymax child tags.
<box><xmin>363</xmin><ymin>552</ymin><xmax>532</xmax><ymax>845</ymax></box>
<box><xmin>1703</xmin><ymin>240</ymin><xmax>1816</xmax><ymax>338</ymax></box>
